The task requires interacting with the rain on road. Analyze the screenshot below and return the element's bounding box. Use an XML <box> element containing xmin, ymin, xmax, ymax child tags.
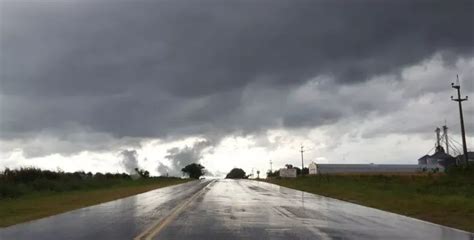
<box><xmin>0</xmin><ymin>179</ymin><xmax>472</xmax><ymax>240</ymax></box>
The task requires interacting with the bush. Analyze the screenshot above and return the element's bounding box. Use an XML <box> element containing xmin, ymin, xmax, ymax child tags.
<box><xmin>0</xmin><ymin>183</ymin><xmax>26</xmax><ymax>198</ymax></box>
<box><xmin>226</xmin><ymin>168</ymin><xmax>247</xmax><ymax>179</ymax></box>
<box><xmin>446</xmin><ymin>164</ymin><xmax>474</xmax><ymax>176</ymax></box>
<box><xmin>267</xmin><ymin>170</ymin><xmax>279</xmax><ymax>178</ymax></box>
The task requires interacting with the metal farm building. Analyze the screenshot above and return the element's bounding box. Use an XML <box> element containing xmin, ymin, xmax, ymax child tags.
<box><xmin>315</xmin><ymin>164</ymin><xmax>419</xmax><ymax>174</ymax></box>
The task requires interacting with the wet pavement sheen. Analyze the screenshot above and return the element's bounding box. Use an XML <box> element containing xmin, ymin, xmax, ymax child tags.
<box><xmin>0</xmin><ymin>180</ymin><xmax>210</xmax><ymax>240</ymax></box>
<box><xmin>155</xmin><ymin>179</ymin><xmax>472</xmax><ymax>240</ymax></box>
<box><xmin>1</xmin><ymin>179</ymin><xmax>472</xmax><ymax>240</ymax></box>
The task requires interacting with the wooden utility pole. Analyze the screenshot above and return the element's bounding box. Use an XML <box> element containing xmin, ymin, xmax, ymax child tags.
<box><xmin>451</xmin><ymin>75</ymin><xmax>469</xmax><ymax>166</ymax></box>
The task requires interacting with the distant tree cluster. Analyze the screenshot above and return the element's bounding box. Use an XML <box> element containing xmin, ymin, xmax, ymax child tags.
<box><xmin>181</xmin><ymin>163</ymin><xmax>205</xmax><ymax>179</ymax></box>
<box><xmin>225</xmin><ymin>168</ymin><xmax>247</xmax><ymax>179</ymax></box>
<box><xmin>0</xmin><ymin>168</ymin><xmax>131</xmax><ymax>183</ymax></box>
<box><xmin>0</xmin><ymin>167</ymin><xmax>181</xmax><ymax>199</ymax></box>
<box><xmin>0</xmin><ymin>167</ymin><xmax>134</xmax><ymax>198</ymax></box>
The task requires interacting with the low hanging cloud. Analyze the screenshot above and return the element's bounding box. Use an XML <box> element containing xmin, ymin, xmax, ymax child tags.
<box><xmin>157</xmin><ymin>140</ymin><xmax>212</xmax><ymax>176</ymax></box>
<box><xmin>156</xmin><ymin>163</ymin><xmax>171</xmax><ymax>177</ymax></box>
<box><xmin>120</xmin><ymin>150</ymin><xmax>139</xmax><ymax>174</ymax></box>
<box><xmin>0</xmin><ymin>0</ymin><xmax>473</xmax><ymax>166</ymax></box>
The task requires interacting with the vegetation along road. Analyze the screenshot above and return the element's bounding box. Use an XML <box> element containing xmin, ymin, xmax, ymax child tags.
<box><xmin>0</xmin><ymin>168</ymin><xmax>190</xmax><ymax>227</ymax></box>
<box><xmin>265</xmin><ymin>169</ymin><xmax>474</xmax><ymax>232</ymax></box>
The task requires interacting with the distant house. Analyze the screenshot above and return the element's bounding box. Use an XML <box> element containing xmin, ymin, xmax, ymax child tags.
<box><xmin>418</xmin><ymin>155</ymin><xmax>429</xmax><ymax>165</ymax></box>
<box><xmin>418</xmin><ymin>146</ymin><xmax>456</xmax><ymax>172</ymax></box>
<box><xmin>279</xmin><ymin>168</ymin><xmax>297</xmax><ymax>178</ymax></box>
<box><xmin>428</xmin><ymin>151</ymin><xmax>456</xmax><ymax>169</ymax></box>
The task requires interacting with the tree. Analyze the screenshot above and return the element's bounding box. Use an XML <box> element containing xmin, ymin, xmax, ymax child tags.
<box><xmin>292</xmin><ymin>167</ymin><xmax>309</xmax><ymax>176</ymax></box>
<box><xmin>181</xmin><ymin>163</ymin><xmax>205</xmax><ymax>179</ymax></box>
<box><xmin>134</xmin><ymin>168</ymin><xmax>150</xmax><ymax>178</ymax></box>
<box><xmin>225</xmin><ymin>168</ymin><xmax>246</xmax><ymax>179</ymax></box>
<box><xmin>266</xmin><ymin>170</ymin><xmax>279</xmax><ymax>178</ymax></box>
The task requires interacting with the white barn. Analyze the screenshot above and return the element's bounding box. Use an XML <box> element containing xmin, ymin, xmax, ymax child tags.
<box><xmin>308</xmin><ymin>162</ymin><xmax>318</xmax><ymax>175</ymax></box>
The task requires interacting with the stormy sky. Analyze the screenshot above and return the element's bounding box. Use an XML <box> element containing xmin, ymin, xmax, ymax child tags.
<box><xmin>1</xmin><ymin>0</ymin><xmax>473</xmax><ymax>176</ymax></box>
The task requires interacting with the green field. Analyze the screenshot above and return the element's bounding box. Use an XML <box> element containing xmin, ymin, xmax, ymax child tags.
<box><xmin>265</xmin><ymin>171</ymin><xmax>474</xmax><ymax>232</ymax></box>
<box><xmin>0</xmin><ymin>168</ymin><xmax>190</xmax><ymax>227</ymax></box>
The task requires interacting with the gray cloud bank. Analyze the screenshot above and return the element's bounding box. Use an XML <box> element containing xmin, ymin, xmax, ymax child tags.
<box><xmin>157</xmin><ymin>140</ymin><xmax>212</xmax><ymax>176</ymax></box>
<box><xmin>1</xmin><ymin>0</ymin><xmax>473</xmax><ymax>156</ymax></box>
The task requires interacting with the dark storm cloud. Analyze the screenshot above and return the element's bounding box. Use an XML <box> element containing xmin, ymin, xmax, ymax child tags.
<box><xmin>1</xmin><ymin>0</ymin><xmax>473</xmax><ymax>146</ymax></box>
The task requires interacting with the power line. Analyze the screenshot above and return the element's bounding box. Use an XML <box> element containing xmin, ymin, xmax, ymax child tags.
<box><xmin>449</xmin><ymin>136</ymin><xmax>464</xmax><ymax>148</ymax></box>
<box><xmin>448</xmin><ymin>138</ymin><xmax>462</xmax><ymax>155</ymax></box>
<box><xmin>425</xmin><ymin>145</ymin><xmax>436</xmax><ymax>156</ymax></box>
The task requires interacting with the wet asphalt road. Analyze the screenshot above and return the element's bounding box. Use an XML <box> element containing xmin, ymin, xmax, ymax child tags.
<box><xmin>1</xmin><ymin>179</ymin><xmax>472</xmax><ymax>240</ymax></box>
<box><xmin>0</xmin><ymin>180</ymin><xmax>210</xmax><ymax>240</ymax></box>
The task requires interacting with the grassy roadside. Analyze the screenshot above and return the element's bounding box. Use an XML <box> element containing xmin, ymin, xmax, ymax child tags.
<box><xmin>265</xmin><ymin>172</ymin><xmax>474</xmax><ymax>232</ymax></box>
<box><xmin>0</xmin><ymin>178</ymin><xmax>191</xmax><ymax>227</ymax></box>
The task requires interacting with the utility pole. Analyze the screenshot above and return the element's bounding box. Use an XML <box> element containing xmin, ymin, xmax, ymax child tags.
<box><xmin>451</xmin><ymin>75</ymin><xmax>469</xmax><ymax>166</ymax></box>
<box><xmin>300</xmin><ymin>144</ymin><xmax>304</xmax><ymax>175</ymax></box>
<box><xmin>269</xmin><ymin>160</ymin><xmax>273</xmax><ymax>172</ymax></box>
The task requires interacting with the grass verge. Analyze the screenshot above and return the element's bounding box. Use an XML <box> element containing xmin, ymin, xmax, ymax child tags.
<box><xmin>265</xmin><ymin>173</ymin><xmax>474</xmax><ymax>232</ymax></box>
<box><xmin>0</xmin><ymin>178</ymin><xmax>190</xmax><ymax>227</ymax></box>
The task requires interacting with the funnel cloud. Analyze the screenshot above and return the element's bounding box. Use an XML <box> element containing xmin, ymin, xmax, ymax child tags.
<box><xmin>157</xmin><ymin>140</ymin><xmax>212</xmax><ymax>176</ymax></box>
<box><xmin>120</xmin><ymin>150</ymin><xmax>139</xmax><ymax>174</ymax></box>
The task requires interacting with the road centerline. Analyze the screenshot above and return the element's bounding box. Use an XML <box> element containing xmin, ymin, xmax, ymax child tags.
<box><xmin>134</xmin><ymin>180</ymin><xmax>214</xmax><ymax>240</ymax></box>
